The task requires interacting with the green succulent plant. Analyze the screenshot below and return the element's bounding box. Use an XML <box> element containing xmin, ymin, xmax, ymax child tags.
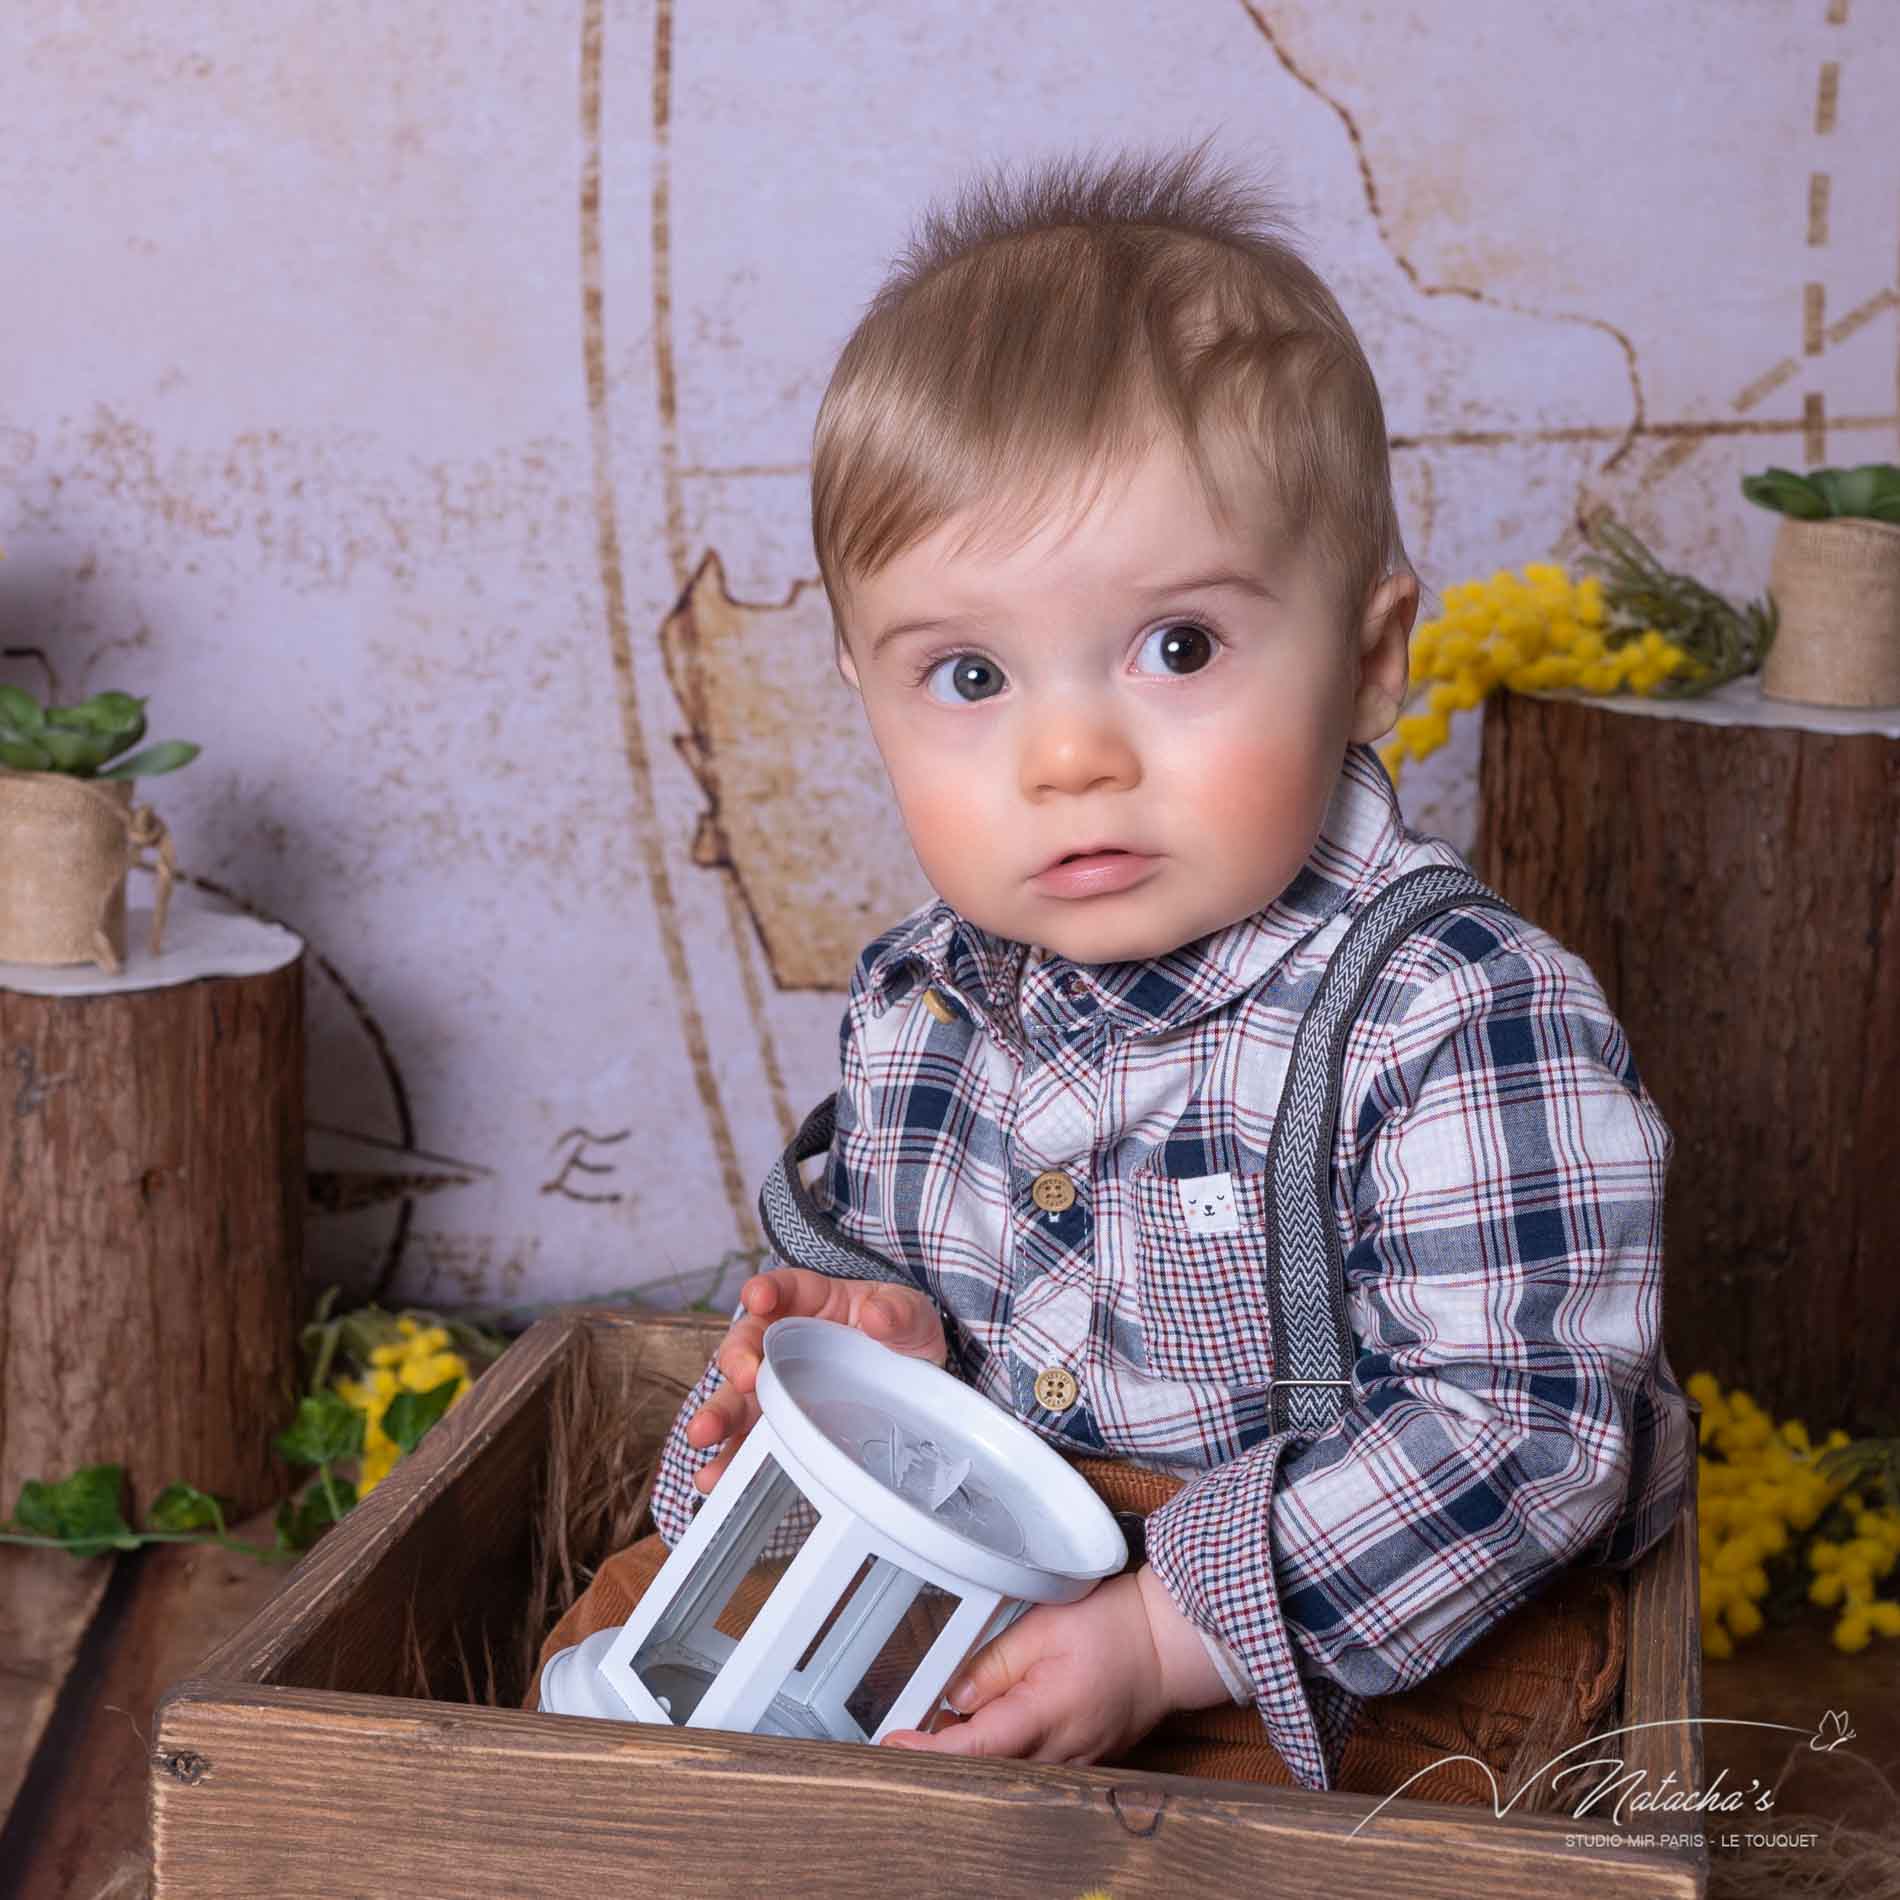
<box><xmin>1741</xmin><ymin>462</ymin><xmax>1900</xmax><ymax>524</ymax></box>
<box><xmin>0</xmin><ymin>685</ymin><xmax>199</xmax><ymax>779</ymax></box>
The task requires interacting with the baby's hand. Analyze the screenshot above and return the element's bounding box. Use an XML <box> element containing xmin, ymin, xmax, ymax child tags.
<box><xmin>686</xmin><ymin>1267</ymin><xmax>947</xmax><ymax>1494</ymax></box>
<box><xmin>879</xmin><ymin>1567</ymin><xmax>1228</xmax><ymax>1765</ymax></box>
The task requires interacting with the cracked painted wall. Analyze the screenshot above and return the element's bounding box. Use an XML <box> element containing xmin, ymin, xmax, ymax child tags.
<box><xmin>4</xmin><ymin>1</ymin><xmax>1896</xmax><ymax>1306</ymax></box>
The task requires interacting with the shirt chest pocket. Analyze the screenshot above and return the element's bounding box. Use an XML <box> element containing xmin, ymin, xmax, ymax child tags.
<box><xmin>1130</xmin><ymin>1165</ymin><xmax>1275</xmax><ymax>1387</ymax></box>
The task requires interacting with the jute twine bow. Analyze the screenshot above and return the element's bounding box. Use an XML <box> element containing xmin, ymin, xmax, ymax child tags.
<box><xmin>0</xmin><ymin>767</ymin><xmax>176</xmax><ymax>976</ymax></box>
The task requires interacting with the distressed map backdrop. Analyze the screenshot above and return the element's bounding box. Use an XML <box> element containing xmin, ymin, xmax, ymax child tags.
<box><xmin>4</xmin><ymin>1</ymin><xmax>1896</xmax><ymax>1307</ymax></box>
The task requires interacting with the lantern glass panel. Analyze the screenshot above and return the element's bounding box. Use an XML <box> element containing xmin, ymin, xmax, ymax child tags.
<box><xmin>625</xmin><ymin>1450</ymin><xmax>808</xmax><ymax>1724</ymax></box>
<box><xmin>765</xmin><ymin>1547</ymin><xmax>951</xmax><ymax>1739</ymax></box>
<box><xmin>840</xmin><ymin>1578</ymin><xmax>960</xmax><ymax>1736</ymax></box>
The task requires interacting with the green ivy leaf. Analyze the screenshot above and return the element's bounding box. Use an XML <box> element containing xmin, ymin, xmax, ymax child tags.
<box><xmin>274</xmin><ymin>1391</ymin><xmax>365</xmax><ymax>1468</ymax></box>
<box><xmin>0</xmin><ymin>684</ymin><xmax>44</xmax><ymax>731</ymax></box>
<box><xmin>383</xmin><ymin>1378</ymin><xmax>461</xmax><ymax>1457</ymax></box>
<box><xmin>12</xmin><ymin>1465</ymin><xmax>140</xmax><ymax>1557</ymax></box>
<box><xmin>96</xmin><ymin>740</ymin><xmax>201</xmax><ymax>781</ymax></box>
<box><xmin>147</xmin><ymin>1482</ymin><xmax>227</xmax><ymax>1535</ymax></box>
<box><xmin>274</xmin><ymin>1475</ymin><xmax>359</xmax><ymax>1553</ymax></box>
<box><xmin>12</xmin><ymin>1480</ymin><xmax>63</xmax><ymax>1539</ymax></box>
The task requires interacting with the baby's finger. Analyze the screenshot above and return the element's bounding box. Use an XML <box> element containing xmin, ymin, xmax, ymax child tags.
<box><xmin>739</xmin><ymin>1267</ymin><xmax>839</xmax><ymax>1323</ymax></box>
<box><xmin>884</xmin><ymin>1686</ymin><xmax>1049</xmax><ymax>1760</ymax></box>
<box><xmin>854</xmin><ymin>1286</ymin><xmax>947</xmax><ymax>1365</ymax></box>
<box><xmin>716</xmin><ymin>1317</ymin><xmax>770</xmax><ymax>1391</ymax></box>
<box><xmin>692</xmin><ymin>1437</ymin><xmax>746</xmax><ymax>1494</ymax></box>
<box><xmin>751</xmin><ymin>1266</ymin><xmax>903</xmax><ymax>1332</ymax></box>
<box><xmin>685</xmin><ymin>1382</ymin><xmax>758</xmax><ymax>1452</ymax></box>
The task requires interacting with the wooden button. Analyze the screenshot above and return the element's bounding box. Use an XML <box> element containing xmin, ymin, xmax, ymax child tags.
<box><xmin>1034</xmin><ymin>1366</ymin><xmax>1080</xmax><ymax>1413</ymax></box>
<box><xmin>921</xmin><ymin>987</ymin><xmax>955</xmax><ymax>1024</ymax></box>
<box><xmin>1029</xmin><ymin>1169</ymin><xmax>1076</xmax><ymax>1213</ymax></box>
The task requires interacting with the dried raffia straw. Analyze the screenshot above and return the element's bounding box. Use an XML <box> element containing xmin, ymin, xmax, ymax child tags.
<box><xmin>1708</xmin><ymin>1739</ymin><xmax>1900</xmax><ymax>1899</ymax></box>
<box><xmin>509</xmin><ymin>1322</ymin><xmax>684</xmax><ymax>1701</ymax></box>
<box><xmin>84</xmin><ymin>1853</ymin><xmax>152</xmax><ymax>1900</ymax></box>
<box><xmin>383</xmin><ymin>1316</ymin><xmax>686</xmax><ymax>1710</ymax></box>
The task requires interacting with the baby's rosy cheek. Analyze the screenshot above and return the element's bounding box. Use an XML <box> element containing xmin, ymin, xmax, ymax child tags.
<box><xmin>889</xmin><ymin>775</ymin><xmax>980</xmax><ymax>871</ymax></box>
<box><xmin>1182</xmin><ymin>739</ymin><xmax>1307</xmax><ymax>829</ymax></box>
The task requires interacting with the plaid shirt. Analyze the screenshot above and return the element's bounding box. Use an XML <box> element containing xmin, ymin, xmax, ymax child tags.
<box><xmin>651</xmin><ymin>744</ymin><xmax>1694</xmax><ymax>1790</ymax></box>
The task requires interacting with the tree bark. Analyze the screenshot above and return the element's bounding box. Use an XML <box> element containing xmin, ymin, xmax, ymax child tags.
<box><xmin>1</xmin><ymin>959</ymin><xmax>304</xmax><ymax>1519</ymax></box>
<box><xmin>1476</xmin><ymin>691</ymin><xmax>1900</xmax><ymax>1437</ymax></box>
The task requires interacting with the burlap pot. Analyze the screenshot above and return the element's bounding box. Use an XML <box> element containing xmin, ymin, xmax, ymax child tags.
<box><xmin>1762</xmin><ymin>514</ymin><xmax>1900</xmax><ymax>708</ymax></box>
<box><xmin>0</xmin><ymin>771</ymin><xmax>174</xmax><ymax>972</ymax></box>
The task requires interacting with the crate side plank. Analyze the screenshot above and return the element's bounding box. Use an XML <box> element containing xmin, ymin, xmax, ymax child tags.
<box><xmin>1620</xmin><ymin>1489</ymin><xmax>1705</xmax><ymax>1805</ymax></box>
<box><xmin>196</xmin><ymin>1310</ymin><xmax>723</xmax><ymax>1698</ymax></box>
<box><xmin>193</xmin><ymin>1313</ymin><xmax>582</xmax><ymax>1692</ymax></box>
<box><xmin>151</xmin><ymin>1685</ymin><xmax>1702</xmax><ymax>1900</ymax></box>
<box><xmin>586</xmin><ymin>1305</ymin><xmax>726</xmax><ymax>1391</ymax></box>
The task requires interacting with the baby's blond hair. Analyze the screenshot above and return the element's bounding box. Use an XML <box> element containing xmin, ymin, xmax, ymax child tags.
<box><xmin>812</xmin><ymin>145</ymin><xmax>1406</xmax><ymax>635</ymax></box>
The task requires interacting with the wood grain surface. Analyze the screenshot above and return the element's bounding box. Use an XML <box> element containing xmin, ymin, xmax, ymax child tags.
<box><xmin>152</xmin><ymin>1683</ymin><xmax>1703</xmax><ymax>1900</ymax></box>
<box><xmin>3</xmin><ymin>1515</ymin><xmax>290</xmax><ymax>1900</ymax></box>
<box><xmin>1476</xmin><ymin>691</ymin><xmax>1900</xmax><ymax>1436</ymax></box>
<box><xmin>0</xmin><ymin>959</ymin><xmax>306</xmax><ymax>1519</ymax></box>
<box><xmin>0</xmin><ymin>1547</ymin><xmax>114</xmax><ymax>1826</ymax></box>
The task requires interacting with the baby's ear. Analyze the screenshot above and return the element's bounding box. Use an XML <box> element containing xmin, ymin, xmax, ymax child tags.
<box><xmin>834</xmin><ymin>627</ymin><xmax>863</xmax><ymax>693</ymax></box>
<box><xmin>1349</xmin><ymin>570</ymin><xmax>1417</xmax><ymax>745</ymax></box>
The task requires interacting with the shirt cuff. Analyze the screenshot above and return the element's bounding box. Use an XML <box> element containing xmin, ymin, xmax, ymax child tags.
<box><xmin>1143</xmin><ymin>1433</ymin><xmax>1364</xmax><ymax>1790</ymax></box>
<box><xmin>1196</xmin><ymin>1627</ymin><xmax>1254</xmax><ymax>1704</ymax></box>
<box><xmin>648</xmin><ymin>1354</ymin><xmax>726</xmax><ymax>1547</ymax></box>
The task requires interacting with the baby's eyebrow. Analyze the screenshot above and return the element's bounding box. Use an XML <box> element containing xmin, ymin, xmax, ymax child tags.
<box><xmin>867</xmin><ymin>570</ymin><xmax>1272</xmax><ymax>653</ymax></box>
<box><xmin>1135</xmin><ymin>568</ymin><xmax>1276</xmax><ymax>604</ymax></box>
<box><xmin>868</xmin><ymin>611</ymin><xmax>986</xmax><ymax>656</ymax></box>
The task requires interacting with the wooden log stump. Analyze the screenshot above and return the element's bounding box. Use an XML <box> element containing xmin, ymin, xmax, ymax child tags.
<box><xmin>1</xmin><ymin>918</ymin><xmax>304</xmax><ymax>1519</ymax></box>
<box><xmin>1475</xmin><ymin>684</ymin><xmax>1900</xmax><ymax>1437</ymax></box>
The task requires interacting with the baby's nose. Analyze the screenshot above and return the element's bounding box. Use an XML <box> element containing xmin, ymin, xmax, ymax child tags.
<box><xmin>1018</xmin><ymin>700</ymin><xmax>1140</xmax><ymax>799</ymax></box>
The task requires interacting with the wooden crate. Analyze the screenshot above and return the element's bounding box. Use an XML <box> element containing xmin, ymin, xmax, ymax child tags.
<box><xmin>153</xmin><ymin>1311</ymin><xmax>1708</xmax><ymax>1898</ymax></box>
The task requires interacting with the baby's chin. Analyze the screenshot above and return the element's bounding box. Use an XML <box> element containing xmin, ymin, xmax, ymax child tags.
<box><xmin>949</xmin><ymin>895</ymin><xmax>1255</xmax><ymax>968</ymax></box>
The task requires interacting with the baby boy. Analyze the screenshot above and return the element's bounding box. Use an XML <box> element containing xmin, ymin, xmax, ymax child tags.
<box><xmin>648</xmin><ymin>148</ymin><xmax>1693</xmax><ymax>1790</ymax></box>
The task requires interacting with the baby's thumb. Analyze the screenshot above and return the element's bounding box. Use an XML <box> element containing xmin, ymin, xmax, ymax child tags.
<box><xmin>944</xmin><ymin>1634</ymin><xmax>1019</xmax><ymax>1715</ymax></box>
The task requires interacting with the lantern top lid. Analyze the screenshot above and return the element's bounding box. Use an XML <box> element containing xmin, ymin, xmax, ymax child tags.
<box><xmin>755</xmin><ymin>1318</ymin><xmax>1126</xmax><ymax>1601</ymax></box>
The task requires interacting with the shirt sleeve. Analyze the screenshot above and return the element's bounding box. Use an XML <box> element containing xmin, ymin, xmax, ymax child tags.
<box><xmin>1142</xmin><ymin>930</ymin><xmax>1687</xmax><ymax>1790</ymax></box>
<box><xmin>648</xmin><ymin>981</ymin><xmax>954</xmax><ymax>1548</ymax></box>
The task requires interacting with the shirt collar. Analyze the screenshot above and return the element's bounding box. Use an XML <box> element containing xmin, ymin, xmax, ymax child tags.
<box><xmin>865</xmin><ymin>744</ymin><xmax>1406</xmax><ymax>1041</ymax></box>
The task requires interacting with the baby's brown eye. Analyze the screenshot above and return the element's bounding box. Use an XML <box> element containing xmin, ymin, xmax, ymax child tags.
<box><xmin>1138</xmin><ymin>621</ymin><xmax>1216</xmax><ymax>676</ymax></box>
<box><xmin>924</xmin><ymin>655</ymin><xmax>1006</xmax><ymax>703</ymax></box>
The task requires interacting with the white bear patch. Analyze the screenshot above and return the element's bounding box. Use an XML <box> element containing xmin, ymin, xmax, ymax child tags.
<box><xmin>1176</xmin><ymin>1171</ymin><xmax>1239</xmax><ymax>1235</ymax></box>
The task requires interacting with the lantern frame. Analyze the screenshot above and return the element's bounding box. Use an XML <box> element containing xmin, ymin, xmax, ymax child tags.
<box><xmin>539</xmin><ymin>1318</ymin><xmax>1126</xmax><ymax>1744</ymax></box>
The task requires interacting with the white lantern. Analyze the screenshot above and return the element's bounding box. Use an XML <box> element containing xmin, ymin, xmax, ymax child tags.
<box><xmin>538</xmin><ymin>1317</ymin><xmax>1126</xmax><ymax>1743</ymax></box>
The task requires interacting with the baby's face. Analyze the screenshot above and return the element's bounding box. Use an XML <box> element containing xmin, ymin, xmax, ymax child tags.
<box><xmin>835</xmin><ymin>439</ymin><xmax>1411</xmax><ymax>964</ymax></box>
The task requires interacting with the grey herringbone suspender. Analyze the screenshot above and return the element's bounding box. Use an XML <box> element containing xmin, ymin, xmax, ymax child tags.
<box><xmin>1264</xmin><ymin>864</ymin><xmax>1516</xmax><ymax>1440</ymax></box>
<box><xmin>757</xmin><ymin>1093</ymin><xmax>907</xmax><ymax>1284</ymax></box>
